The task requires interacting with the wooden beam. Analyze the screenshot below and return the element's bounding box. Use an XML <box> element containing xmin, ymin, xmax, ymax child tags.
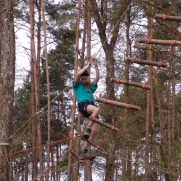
<box><xmin>138</xmin><ymin>38</ymin><xmax>181</xmax><ymax>46</ymax></box>
<box><xmin>96</xmin><ymin>97</ymin><xmax>141</xmax><ymax>111</ymax></box>
<box><xmin>126</xmin><ymin>57</ymin><xmax>167</xmax><ymax>68</ymax></box>
<box><xmin>111</xmin><ymin>78</ymin><xmax>151</xmax><ymax>90</ymax></box>
<box><xmin>91</xmin><ymin>117</ymin><xmax>119</xmax><ymax>132</ymax></box>
<box><xmin>155</xmin><ymin>14</ymin><xmax>181</xmax><ymax>21</ymax></box>
<box><xmin>67</xmin><ymin>147</ymin><xmax>80</xmax><ymax>161</ymax></box>
<box><xmin>75</xmin><ymin>133</ymin><xmax>104</xmax><ymax>151</ymax></box>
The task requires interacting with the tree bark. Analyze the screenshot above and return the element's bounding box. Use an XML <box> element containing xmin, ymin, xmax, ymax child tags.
<box><xmin>0</xmin><ymin>0</ymin><xmax>15</xmax><ymax>180</ymax></box>
<box><xmin>67</xmin><ymin>0</ymin><xmax>81</xmax><ymax>180</ymax></box>
<box><xmin>145</xmin><ymin>3</ymin><xmax>153</xmax><ymax>179</ymax></box>
<box><xmin>41</xmin><ymin>0</ymin><xmax>51</xmax><ymax>180</ymax></box>
<box><xmin>29</xmin><ymin>0</ymin><xmax>43</xmax><ymax>179</ymax></box>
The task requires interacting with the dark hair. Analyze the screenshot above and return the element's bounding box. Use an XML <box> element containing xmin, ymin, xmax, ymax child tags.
<box><xmin>80</xmin><ymin>70</ymin><xmax>89</xmax><ymax>76</ymax></box>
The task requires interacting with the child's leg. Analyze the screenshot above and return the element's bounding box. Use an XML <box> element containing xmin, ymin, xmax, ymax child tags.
<box><xmin>86</xmin><ymin>105</ymin><xmax>100</xmax><ymax>120</ymax></box>
<box><xmin>83</xmin><ymin>122</ymin><xmax>98</xmax><ymax>148</ymax></box>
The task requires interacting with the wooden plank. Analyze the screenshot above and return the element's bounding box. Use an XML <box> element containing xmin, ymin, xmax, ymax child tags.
<box><xmin>111</xmin><ymin>78</ymin><xmax>151</xmax><ymax>90</ymax></box>
<box><xmin>138</xmin><ymin>38</ymin><xmax>181</xmax><ymax>46</ymax></box>
<box><xmin>75</xmin><ymin>133</ymin><xmax>104</xmax><ymax>151</ymax></box>
<box><xmin>67</xmin><ymin>147</ymin><xmax>80</xmax><ymax>161</ymax></box>
<box><xmin>90</xmin><ymin>117</ymin><xmax>119</xmax><ymax>132</ymax></box>
<box><xmin>126</xmin><ymin>57</ymin><xmax>167</xmax><ymax>68</ymax></box>
<box><xmin>67</xmin><ymin>147</ymin><xmax>96</xmax><ymax>161</ymax></box>
<box><xmin>155</xmin><ymin>14</ymin><xmax>181</xmax><ymax>21</ymax></box>
<box><xmin>96</xmin><ymin>97</ymin><xmax>141</xmax><ymax>111</ymax></box>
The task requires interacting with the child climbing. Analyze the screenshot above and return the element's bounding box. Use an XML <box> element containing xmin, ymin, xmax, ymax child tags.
<box><xmin>72</xmin><ymin>58</ymin><xmax>100</xmax><ymax>160</ymax></box>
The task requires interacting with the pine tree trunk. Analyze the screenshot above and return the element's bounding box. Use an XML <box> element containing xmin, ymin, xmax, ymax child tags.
<box><xmin>68</xmin><ymin>0</ymin><xmax>81</xmax><ymax>180</ymax></box>
<box><xmin>122</xmin><ymin>3</ymin><xmax>131</xmax><ymax>180</ymax></box>
<box><xmin>80</xmin><ymin>0</ymin><xmax>88</xmax><ymax>69</ymax></box>
<box><xmin>148</xmin><ymin>4</ymin><xmax>156</xmax><ymax>179</ymax></box>
<box><xmin>171</xmin><ymin>46</ymin><xmax>176</xmax><ymax>180</ymax></box>
<box><xmin>167</xmin><ymin>56</ymin><xmax>171</xmax><ymax>181</ymax></box>
<box><xmin>84</xmin><ymin>0</ymin><xmax>93</xmax><ymax>180</ymax></box>
<box><xmin>41</xmin><ymin>0</ymin><xmax>51</xmax><ymax>180</ymax></box>
<box><xmin>145</xmin><ymin>8</ymin><xmax>153</xmax><ymax>180</ymax></box>
<box><xmin>0</xmin><ymin>0</ymin><xmax>15</xmax><ymax>180</ymax></box>
<box><xmin>29</xmin><ymin>0</ymin><xmax>43</xmax><ymax>179</ymax></box>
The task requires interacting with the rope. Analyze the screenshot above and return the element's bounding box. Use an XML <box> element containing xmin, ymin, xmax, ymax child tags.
<box><xmin>31</xmin><ymin>149</ymin><xmax>70</xmax><ymax>181</ymax></box>
<box><xmin>0</xmin><ymin>137</ymin><xmax>74</xmax><ymax>159</ymax></box>
<box><xmin>5</xmin><ymin>85</ymin><xmax>70</xmax><ymax>141</ymax></box>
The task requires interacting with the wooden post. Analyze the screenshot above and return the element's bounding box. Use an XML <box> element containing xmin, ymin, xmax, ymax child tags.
<box><xmin>96</xmin><ymin>97</ymin><xmax>141</xmax><ymax>111</ymax></box>
<box><xmin>75</xmin><ymin>133</ymin><xmax>104</xmax><ymax>151</ymax></box>
<box><xmin>155</xmin><ymin>14</ymin><xmax>181</xmax><ymax>21</ymax></box>
<box><xmin>138</xmin><ymin>38</ymin><xmax>181</xmax><ymax>46</ymax></box>
<box><xmin>111</xmin><ymin>78</ymin><xmax>151</xmax><ymax>90</ymax></box>
<box><xmin>126</xmin><ymin>57</ymin><xmax>167</xmax><ymax>67</ymax></box>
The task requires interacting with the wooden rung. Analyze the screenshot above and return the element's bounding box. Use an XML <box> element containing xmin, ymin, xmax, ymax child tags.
<box><xmin>111</xmin><ymin>78</ymin><xmax>151</xmax><ymax>90</ymax></box>
<box><xmin>75</xmin><ymin>133</ymin><xmax>104</xmax><ymax>151</ymax></box>
<box><xmin>138</xmin><ymin>38</ymin><xmax>181</xmax><ymax>46</ymax></box>
<box><xmin>96</xmin><ymin>97</ymin><xmax>141</xmax><ymax>111</ymax></box>
<box><xmin>126</xmin><ymin>57</ymin><xmax>167</xmax><ymax>67</ymax></box>
<box><xmin>67</xmin><ymin>147</ymin><xmax>79</xmax><ymax>161</ymax></box>
<box><xmin>155</xmin><ymin>14</ymin><xmax>181</xmax><ymax>21</ymax></box>
<box><xmin>91</xmin><ymin>117</ymin><xmax>119</xmax><ymax>132</ymax></box>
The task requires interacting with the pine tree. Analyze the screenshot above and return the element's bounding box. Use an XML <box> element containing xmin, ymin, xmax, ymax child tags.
<box><xmin>0</xmin><ymin>0</ymin><xmax>15</xmax><ymax>180</ymax></box>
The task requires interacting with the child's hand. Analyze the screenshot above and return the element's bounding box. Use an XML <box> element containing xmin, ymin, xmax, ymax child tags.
<box><xmin>86</xmin><ymin>62</ymin><xmax>91</xmax><ymax>68</ymax></box>
<box><xmin>91</xmin><ymin>57</ymin><xmax>97</xmax><ymax>66</ymax></box>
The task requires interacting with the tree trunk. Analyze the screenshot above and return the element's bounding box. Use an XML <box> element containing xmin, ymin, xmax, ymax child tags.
<box><xmin>67</xmin><ymin>0</ymin><xmax>81</xmax><ymax>180</ymax></box>
<box><xmin>29</xmin><ymin>0</ymin><xmax>43</xmax><ymax>179</ymax></box>
<box><xmin>41</xmin><ymin>0</ymin><xmax>51</xmax><ymax>180</ymax></box>
<box><xmin>171</xmin><ymin>46</ymin><xmax>176</xmax><ymax>180</ymax></box>
<box><xmin>145</xmin><ymin>4</ymin><xmax>153</xmax><ymax>179</ymax></box>
<box><xmin>84</xmin><ymin>0</ymin><xmax>93</xmax><ymax>180</ymax></box>
<box><xmin>0</xmin><ymin>0</ymin><xmax>15</xmax><ymax>180</ymax></box>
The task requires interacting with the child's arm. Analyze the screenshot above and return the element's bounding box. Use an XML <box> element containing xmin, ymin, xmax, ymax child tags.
<box><xmin>74</xmin><ymin>62</ymin><xmax>91</xmax><ymax>84</ymax></box>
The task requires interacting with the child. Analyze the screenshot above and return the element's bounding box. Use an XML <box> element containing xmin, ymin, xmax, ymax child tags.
<box><xmin>73</xmin><ymin>59</ymin><xmax>100</xmax><ymax>160</ymax></box>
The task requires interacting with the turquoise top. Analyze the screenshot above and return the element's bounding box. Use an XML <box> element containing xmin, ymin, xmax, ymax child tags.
<box><xmin>72</xmin><ymin>81</ymin><xmax>97</xmax><ymax>103</ymax></box>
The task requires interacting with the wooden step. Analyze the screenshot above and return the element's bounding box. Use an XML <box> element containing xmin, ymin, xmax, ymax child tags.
<box><xmin>75</xmin><ymin>133</ymin><xmax>104</xmax><ymax>151</ymax></box>
<box><xmin>111</xmin><ymin>78</ymin><xmax>151</xmax><ymax>90</ymax></box>
<box><xmin>126</xmin><ymin>57</ymin><xmax>167</xmax><ymax>67</ymax></box>
<box><xmin>138</xmin><ymin>38</ymin><xmax>181</xmax><ymax>46</ymax></box>
<box><xmin>91</xmin><ymin>117</ymin><xmax>119</xmax><ymax>132</ymax></box>
<box><xmin>96</xmin><ymin>97</ymin><xmax>141</xmax><ymax>111</ymax></box>
<box><xmin>67</xmin><ymin>147</ymin><xmax>80</xmax><ymax>161</ymax></box>
<box><xmin>155</xmin><ymin>14</ymin><xmax>181</xmax><ymax>21</ymax></box>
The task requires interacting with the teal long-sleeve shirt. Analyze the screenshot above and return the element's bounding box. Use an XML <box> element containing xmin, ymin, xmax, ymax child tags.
<box><xmin>72</xmin><ymin>81</ymin><xmax>97</xmax><ymax>103</ymax></box>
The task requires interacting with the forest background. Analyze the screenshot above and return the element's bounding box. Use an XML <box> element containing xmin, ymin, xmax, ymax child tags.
<box><xmin>1</xmin><ymin>0</ymin><xmax>181</xmax><ymax>181</ymax></box>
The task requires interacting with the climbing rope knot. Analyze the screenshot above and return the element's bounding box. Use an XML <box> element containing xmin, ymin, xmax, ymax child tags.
<box><xmin>162</xmin><ymin>14</ymin><xmax>167</xmax><ymax>20</ymax></box>
<box><xmin>142</xmin><ymin>84</ymin><xmax>146</xmax><ymax>89</ymax></box>
<box><xmin>127</xmin><ymin>104</ymin><xmax>132</xmax><ymax>109</ymax></box>
<box><xmin>115</xmin><ymin>79</ymin><xmax>119</xmax><ymax>83</ymax></box>
<box><xmin>171</xmin><ymin>40</ymin><xmax>176</xmax><ymax>46</ymax></box>
<box><xmin>103</xmin><ymin>99</ymin><xmax>107</xmax><ymax>104</ymax></box>
<box><xmin>157</xmin><ymin>62</ymin><xmax>162</xmax><ymax>68</ymax></box>
<box><xmin>111</xmin><ymin>126</ymin><xmax>115</xmax><ymax>131</ymax></box>
<box><xmin>131</xmin><ymin>58</ymin><xmax>135</xmax><ymax>64</ymax></box>
<box><xmin>145</xmin><ymin>39</ymin><xmax>150</xmax><ymax>44</ymax></box>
